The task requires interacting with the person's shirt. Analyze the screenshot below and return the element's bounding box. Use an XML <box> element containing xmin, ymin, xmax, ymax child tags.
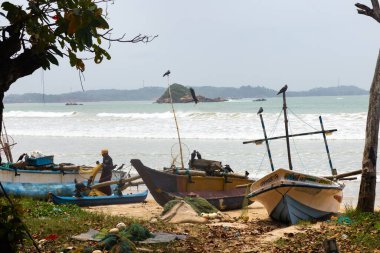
<box><xmin>103</xmin><ymin>154</ymin><xmax>113</xmax><ymax>170</ymax></box>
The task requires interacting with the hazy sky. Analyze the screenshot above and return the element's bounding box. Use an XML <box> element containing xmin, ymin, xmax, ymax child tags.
<box><xmin>6</xmin><ymin>0</ymin><xmax>380</xmax><ymax>94</ymax></box>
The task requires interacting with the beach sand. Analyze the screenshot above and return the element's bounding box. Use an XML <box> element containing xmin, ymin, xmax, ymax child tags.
<box><xmin>85</xmin><ymin>193</ymin><xmax>351</xmax><ymax>222</ymax></box>
<box><xmin>86</xmin><ymin>197</ymin><xmax>271</xmax><ymax>221</ymax></box>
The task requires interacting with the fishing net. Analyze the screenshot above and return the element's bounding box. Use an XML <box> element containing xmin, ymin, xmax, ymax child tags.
<box><xmin>162</xmin><ymin>197</ymin><xmax>218</xmax><ymax>215</ymax></box>
<box><xmin>121</xmin><ymin>223</ymin><xmax>152</xmax><ymax>241</ymax></box>
<box><xmin>98</xmin><ymin>234</ymin><xmax>136</xmax><ymax>253</ymax></box>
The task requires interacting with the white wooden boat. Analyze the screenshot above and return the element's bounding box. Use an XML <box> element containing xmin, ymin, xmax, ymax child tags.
<box><xmin>244</xmin><ymin>85</ymin><xmax>344</xmax><ymax>224</ymax></box>
<box><xmin>0</xmin><ymin>164</ymin><xmax>101</xmax><ymax>199</ymax></box>
<box><xmin>248</xmin><ymin>168</ymin><xmax>344</xmax><ymax>224</ymax></box>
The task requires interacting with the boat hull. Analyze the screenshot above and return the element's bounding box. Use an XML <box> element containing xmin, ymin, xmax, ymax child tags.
<box><xmin>0</xmin><ymin>166</ymin><xmax>99</xmax><ymax>199</ymax></box>
<box><xmin>131</xmin><ymin>159</ymin><xmax>253</xmax><ymax>211</ymax></box>
<box><xmin>248</xmin><ymin>168</ymin><xmax>344</xmax><ymax>224</ymax></box>
<box><xmin>50</xmin><ymin>190</ymin><xmax>148</xmax><ymax>207</ymax></box>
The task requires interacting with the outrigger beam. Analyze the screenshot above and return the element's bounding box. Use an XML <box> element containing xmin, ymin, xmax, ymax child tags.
<box><xmin>243</xmin><ymin>129</ymin><xmax>337</xmax><ymax>145</ymax></box>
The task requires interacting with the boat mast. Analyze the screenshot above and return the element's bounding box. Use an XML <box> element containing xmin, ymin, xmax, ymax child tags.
<box><xmin>319</xmin><ymin>116</ymin><xmax>337</xmax><ymax>176</ymax></box>
<box><xmin>257</xmin><ymin>108</ymin><xmax>275</xmax><ymax>171</ymax></box>
<box><xmin>165</xmin><ymin>72</ymin><xmax>185</xmax><ymax>169</ymax></box>
<box><xmin>278</xmin><ymin>85</ymin><xmax>293</xmax><ymax>170</ymax></box>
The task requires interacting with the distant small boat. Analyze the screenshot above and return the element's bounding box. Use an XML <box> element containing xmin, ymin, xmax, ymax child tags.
<box><xmin>253</xmin><ymin>98</ymin><xmax>266</xmax><ymax>102</ymax></box>
<box><xmin>49</xmin><ymin>190</ymin><xmax>148</xmax><ymax>207</ymax></box>
<box><xmin>65</xmin><ymin>102</ymin><xmax>83</xmax><ymax>105</ymax></box>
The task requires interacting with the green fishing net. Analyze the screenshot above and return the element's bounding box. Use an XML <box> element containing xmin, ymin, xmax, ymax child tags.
<box><xmin>162</xmin><ymin>197</ymin><xmax>218</xmax><ymax>215</ymax></box>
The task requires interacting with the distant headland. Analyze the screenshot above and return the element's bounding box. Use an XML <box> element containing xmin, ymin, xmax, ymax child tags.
<box><xmin>4</xmin><ymin>85</ymin><xmax>368</xmax><ymax>103</ymax></box>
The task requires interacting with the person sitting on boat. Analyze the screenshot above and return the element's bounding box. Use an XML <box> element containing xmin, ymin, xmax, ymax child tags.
<box><xmin>98</xmin><ymin>149</ymin><xmax>114</xmax><ymax>195</ymax></box>
<box><xmin>224</xmin><ymin>164</ymin><xmax>234</xmax><ymax>173</ymax></box>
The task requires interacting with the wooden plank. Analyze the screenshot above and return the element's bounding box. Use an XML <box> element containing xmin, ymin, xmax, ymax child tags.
<box><xmin>90</xmin><ymin>175</ymin><xmax>141</xmax><ymax>189</ymax></box>
<box><xmin>323</xmin><ymin>169</ymin><xmax>362</xmax><ymax>180</ymax></box>
<box><xmin>243</xmin><ymin>129</ymin><xmax>337</xmax><ymax>144</ymax></box>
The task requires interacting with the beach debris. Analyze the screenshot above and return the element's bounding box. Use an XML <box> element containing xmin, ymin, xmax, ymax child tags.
<box><xmin>337</xmin><ymin>216</ymin><xmax>352</xmax><ymax>225</ymax></box>
<box><xmin>38</xmin><ymin>239</ymin><xmax>47</xmax><ymax>248</ymax></box>
<box><xmin>135</xmin><ymin>247</ymin><xmax>154</xmax><ymax>252</ymax></box>
<box><xmin>323</xmin><ymin>238</ymin><xmax>339</xmax><ymax>253</ymax></box>
<box><xmin>109</xmin><ymin>228</ymin><xmax>119</xmax><ymax>234</ymax></box>
<box><xmin>139</xmin><ymin>232</ymin><xmax>187</xmax><ymax>244</ymax></box>
<box><xmin>44</xmin><ymin>233</ymin><xmax>59</xmax><ymax>241</ymax></box>
<box><xmin>208</xmin><ymin>222</ymin><xmax>249</xmax><ymax>230</ymax></box>
<box><xmin>72</xmin><ymin>229</ymin><xmax>101</xmax><ymax>242</ymax></box>
<box><xmin>116</xmin><ymin>222</ymin><xmax>127</xmax><ymax>230</ymax></box>
<box><xmin>200</xmin><ymin>212</ymin><xmax>218</xmax><ymax>219</ymax></box>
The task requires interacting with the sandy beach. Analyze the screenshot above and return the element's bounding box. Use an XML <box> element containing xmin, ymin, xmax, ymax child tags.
<box><xmin>86</xmin><ymin>196</ymin><xmax>270</xmax><ymax>221</ymax></box>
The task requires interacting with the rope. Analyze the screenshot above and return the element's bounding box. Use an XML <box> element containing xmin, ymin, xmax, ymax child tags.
<box><xmin>254</xmin><ymin>110</ymin><xmax>283</xmax><ymax>177</ymax></box>
<box><xmin>288</xmin><ymin>119</ymin><xmax>307</xmax><ymax>171</ymax></box>
<box><xmin>288</xmin><ymin>107</ymin><xmax>318</xmax><ymax>131</ymax></box>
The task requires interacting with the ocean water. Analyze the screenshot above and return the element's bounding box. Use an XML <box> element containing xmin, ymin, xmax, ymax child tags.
<box><xmin>3</xmin><ymin>95</ymin><xmax>378</xmax><ymax>206</ymax></box>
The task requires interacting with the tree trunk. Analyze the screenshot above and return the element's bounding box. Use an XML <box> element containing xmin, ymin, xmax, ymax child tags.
<box><xmin>357</xmin><ymin>50</ymin><xmax>380</xmax><ymax>212</ymax></box>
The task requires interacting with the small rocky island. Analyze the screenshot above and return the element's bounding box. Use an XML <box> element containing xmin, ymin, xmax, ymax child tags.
<box><xmin>156</xmin><ymin>83</ymin><xmax>227</xmax><ymax>103</ymax></box>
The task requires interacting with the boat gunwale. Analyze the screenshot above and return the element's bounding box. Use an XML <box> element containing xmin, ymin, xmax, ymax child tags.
<box><xmin>248</xmin><ymin>182</ymin><xmax>344</xmax><ymax>199</ymax></box>
<box><xmin>50</xmin><ymin>190</ymin><xmax>149</xmax><ymax>200</ymax></box>
<box><xmin>0</xmin><ymin>166</ymin><xmax>82</xmax><ymax>175</ymax></box>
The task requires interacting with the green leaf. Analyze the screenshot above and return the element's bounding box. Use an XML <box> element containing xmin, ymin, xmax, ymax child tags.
<box><xmin>49</xmin><ymin>46</ymin><xmax>64</xmax><ymax>57</ymax></box>
<box><xmin>46</xmin><ymin>52</ymin><xmax>59</xmax><ymax>65</ymax></box>
<box><xmin>1</xmin><ymin>2</ymin><xmax>15</xmax><ymax>12</ymax></box>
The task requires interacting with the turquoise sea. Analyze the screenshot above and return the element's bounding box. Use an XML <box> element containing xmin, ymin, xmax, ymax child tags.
<box><xmin>3</xmin><ymin>95</ymin><xmax>376</xmax><ymax>205</ymax></box>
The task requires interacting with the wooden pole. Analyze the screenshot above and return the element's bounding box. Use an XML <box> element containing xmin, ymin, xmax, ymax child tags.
<box><xmin>243</xmin><ymin>129</ymin><xmax>337</xmax><ymax>144</ymax></box>
<box><xmin>90</xmin><ymin>175</ymin><xmax>142</xmax><ymax>189</ymax></box>
<box><xmin>2</xmin><ymin>122</ymin><xmax>12</xmax><ymax>162</ymax></box>
<box><xmin>167</xmin><ymin>76</ymin><xmax>184</xmax><ymax>169</ymax></box>
<box><xmin>281</xmin><ymin>91</ymin><xmax>293</xmax><ymax>170</ymax></box>
<box><xmin>259</xmin><ymin>113</ymin><xmax>275</xmax><ymax>171</ymax></box>
<box><xmin>357</xmin><ymin>50</ymin><xmax>380</xmax><ymax>212</ymax></box>
<box><xmin>319</xmin><ymin>116</ymin><xmax>336</xmax><ymax>176</ymax></box>
<box><xmin>324</xmin><ymin>169</ymin><xmax>362</xmax><ymax>180</ymax></box>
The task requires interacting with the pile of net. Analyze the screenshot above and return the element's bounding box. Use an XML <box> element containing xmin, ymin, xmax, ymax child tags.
<box><xmin>161</xmin><ymin>197</ymin><xmax>220</xmax><ymax>223</ymax></box>
<box><xmin>75</xmin><ymin>222</ymin><xmax>153</xmax><ymax>253</ymax></box>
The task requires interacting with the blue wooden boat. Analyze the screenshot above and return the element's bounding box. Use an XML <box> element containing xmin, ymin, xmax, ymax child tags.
<box><xmin>50</xmin><ymin>190</ymin><xmax>148</xmax><ymax>207</ymax></box>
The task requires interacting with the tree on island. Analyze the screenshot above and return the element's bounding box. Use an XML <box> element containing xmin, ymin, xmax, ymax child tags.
<box><xmin>0</xmin><ymin>0</ymin><xmax>156</xmax><ymax>132</ymax></box>
<box><xmin>355</xmin><ymin>1</ymin><xmax>380</xmax><ymax>212</ymax></box>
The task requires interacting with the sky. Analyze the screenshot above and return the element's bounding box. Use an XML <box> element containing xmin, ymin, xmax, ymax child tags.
<box><xmin>6</xmin><ymin>0</ymin><xmax>380</xmax><ymax>94</ymax></box>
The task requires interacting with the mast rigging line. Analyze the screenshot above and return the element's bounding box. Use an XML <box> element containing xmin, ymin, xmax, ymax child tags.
<box><xmin>288</xmin><ymin>120</ymin><xmax>308</xmax><ymax>171</ymax></box>
<box><xmin>255</xmin><ymin>109</ymin><xmax>283</xmax><ymax>177</ymax></box>
<box><xmin>288</xmin><ymin>107</ymin><xmax>319</xmax><ymax>131</ymax></box>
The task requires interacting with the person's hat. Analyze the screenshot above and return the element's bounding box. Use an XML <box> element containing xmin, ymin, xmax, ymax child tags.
<box><xmin>101</xmin><ymin>149</ymin><xmax>108</xmax><ymax>155</ymax></box>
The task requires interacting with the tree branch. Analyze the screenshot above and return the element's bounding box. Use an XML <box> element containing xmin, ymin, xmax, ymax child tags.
<box><xmin>0</xmin><ymin>49</ymin><xmax>43</xmax><ymax>92</ymax></box>
<box><xmin>100</xmin><ymin>33</ymin><xmax>158</xmax><ymax>43</ymax></box>
<box><xmin>355</xmin><ymin>1</ymin><xmax>380</xmax><ymax>23</ymax></box>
